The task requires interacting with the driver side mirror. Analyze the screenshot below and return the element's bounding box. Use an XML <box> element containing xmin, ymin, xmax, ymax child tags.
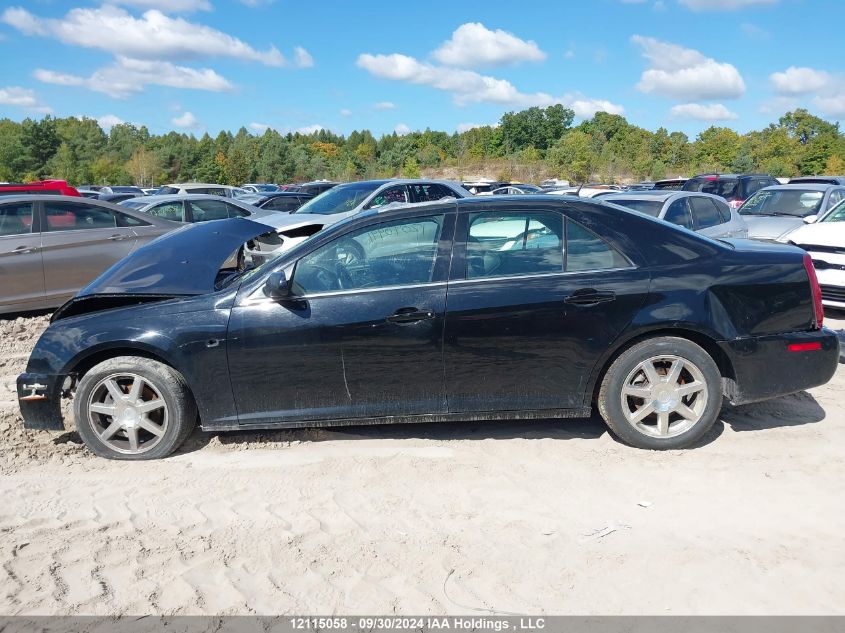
<box><xmin>804</xmin><ymin>215</ymin><xmax>818</xmax><ymax>224</ymax></box>
<box><xmin>263</xmin><ymin>270</ymin><xmax>290</xmax><ymax>299</ymax></box>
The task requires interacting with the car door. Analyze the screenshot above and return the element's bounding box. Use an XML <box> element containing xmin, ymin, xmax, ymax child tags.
<box><xmin>688</xmin><ymin>195</ymin><xmax>730</xmax><ymax>237</ymax></box>
<box><xmin>0</xmin><ymin>201</ymin><xmax>45</xmax><ymax>311</ymax></box>
<box><xmin>227</xmin><ymin>209</ymin><xmax>455</xmax><ymax>426</ymax></box>
<box><xmin>443</xmin><ymin>206</ymin><xmax>650</xmax><ymax>412</ymax></box>
<box><xmin>40</xmin><ymin>200</ymin><xmax>137</xmax><ymax>304</ymax></box>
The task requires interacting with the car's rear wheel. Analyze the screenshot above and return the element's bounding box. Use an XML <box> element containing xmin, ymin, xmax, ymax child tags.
<box><xmin>598</xmin><ymin>337</ymin><xmax>722</xmax><ymax>449</ymax></box>
<box><xmin>74</xmin><ymin>356</ymin><xmax>196</xmax><ymax>460</ymax></box>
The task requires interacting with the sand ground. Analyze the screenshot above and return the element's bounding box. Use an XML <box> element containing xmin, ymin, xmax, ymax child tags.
<box><xmin>1</xmin><ymin>312</ymin><xmax>843</xmax><ymax>615</ymax></box>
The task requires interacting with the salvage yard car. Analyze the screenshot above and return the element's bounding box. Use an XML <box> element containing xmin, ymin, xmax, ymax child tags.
<box><xmin>0</xmin><ymin>195</ymin><xmax>178</xmax><ymax>314</ymax></box>
<box><xmin>602</xmin><ymin>191</ymin><xmax>747</xmax><ymax>238</ymax></box>
<box><xmin>17</xmin><ymin>195</ymin><xmax>838</xmax><ymax>459</ymax></box>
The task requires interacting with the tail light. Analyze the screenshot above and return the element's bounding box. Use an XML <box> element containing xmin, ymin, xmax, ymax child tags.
<box><xmin>728</xmin><ymin>199</ymin><xmax>744</xmax><ymax>210</ymax></box>
<box><xmin>803</xmin><ymin>253</ymin><xmax>824</xmax><ymax>329</ymax></box>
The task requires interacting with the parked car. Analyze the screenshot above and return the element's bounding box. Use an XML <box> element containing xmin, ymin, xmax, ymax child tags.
<box><xmin>17</xmin><ymin>196</ymin><xmax>838</xmax><ymax>459</ymax></box>
<box><xmin>157</xmin><ymin>183</ymin><xmax>244</xmax><ymax>198</ymax></box>
<box><xmin>243</xmin><ymin>179</ymin><xmax>470</xmax><ymax>263</ymax></box>
<box><xmin>492</xmin><ymin>184</ymin><xmax>543</xmax><ymax>195</ymax></box>
<box><xmin>625</xmin><ymin>182</ymin><xmax>656</xmax><ymax>191</ymax></box>
<box><xmin>98</xmin><ymin>193</ymin><xmax>142</xmax><ymax>204</ymax></box>
<box><xmin>99</xmin><ymin>186</ymin><xmax>144</xmax><ymax>196</ymax></box>
<box><xmin>462</xmin><ymin>181</ymin><xmax>505</xmax><ymax>195</ymax></box>
<box><xmin>296</xmin><ymin>181</ymin><xmax>339</xmax><ymax>196</ymax></box>
<box><xmin>653</xmin><ymin>178</ymin><xmax>688</xmax><ymax>191</ymax></box>
<box><xmin>738</xmin><ymin>184</ymin><xmax>845</xmax><ymax>241</ymax></box>
<box><xmin>0</xmin><ymin>195</ymin><xmax>179</xmax><ymax>314</ymax></box>
<box><xmin>236</xmin><ymin>191</ymin><xmax>314</xmax><ymax>213</ymax></box>
<box><xmin>602</xmin><ymin>191</ymin><xmax>747</xmax><ymax>238</ymax></box>
<box><xmin>0</xmin><ymin>180</ymin><xmax>80</xmax><ymax>197</ymax></box>
<box><xmin>683</xmin><ymin>174</ymin><xmax>779</xmax><ymax>209</ymax></box>
<box><xmin>547</xmin><ymin>186</ymin><xmax>621</xmax><ymax>199</ymax></box>
<box><xmin>783</xmin><ymin>200</ymin><xmax>845</xmax><ymax>310</ymax></box>
<box><xmin>77</xmin><ymin>190</ymin><xmax>101</xmax><ymax>199</ymax></box>
<box><xmin>789</xmin><ymin>176</ymin><xmax>845</xmax><ymax>186</ymax></box>
<box><xmin>141</xmin><ymin>188</ymin><xmax>159</xmax><ymax>196</ymax></box>
<box><xmin>241</xmin><ymin>183</ymin><xmax>280</xmax><ymax>193</ymax></box>
<box><xmin>119</xmin><ymin>194</ymin><xmax>280</xmax><ymax>224</ymax></box>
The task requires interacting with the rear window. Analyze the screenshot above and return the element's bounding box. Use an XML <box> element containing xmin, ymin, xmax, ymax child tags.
<box><xmin>607</xmin><ymin>199</ymin><xmax>663</xmax><ymax>217</ymax></box>
<box><xmin>684</xmin><ymin>177</ymin><xmax>740</xmax><ymax>200</ymax></box>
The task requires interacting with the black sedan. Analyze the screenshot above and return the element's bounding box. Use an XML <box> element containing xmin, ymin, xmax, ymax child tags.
<box><xmin>18</xmin><ymin>196</ymin><xmax>838</xmax><ymax>459</ymax></box>
<box><xmin>236</xmin><ymin>191</ymin><xmax>314</xmax><ymax>213</ymax></box>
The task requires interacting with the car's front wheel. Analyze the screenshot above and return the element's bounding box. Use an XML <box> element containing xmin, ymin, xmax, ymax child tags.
<box><xmin>598</xmin><ymin>337</ymin><xmax>722</xmax><ymax>449</ymax></box>
<box><xmin>74</xmin><ymin>356</ymin><xmax>196</xmax><ymax>460</ymax></box>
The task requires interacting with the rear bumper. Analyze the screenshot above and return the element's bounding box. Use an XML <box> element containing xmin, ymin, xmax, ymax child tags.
<box><xmin>16</xmin><ymin>372</ymin><xmax>66</xmax><ymax>431</ymax></box>
<box><xmin>720</xmin><ymin>328</ymin><xmax>839</xmax><ymax>405</ymax></box>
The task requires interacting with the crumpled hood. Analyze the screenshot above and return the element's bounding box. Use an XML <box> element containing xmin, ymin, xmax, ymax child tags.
<box><xmin>77</xmin><ymin>217</ymin><xmax>273</xmax><ymax>296</ymax></box>
<box><xmin>782</xmin><ymin>221</ymin><xmax>845</xmax><ymax>248</ymax></box>
<box><xmin>742</xmin><ymin>215</ymin><xmax>806</xmax><ymax>241</ymax></box>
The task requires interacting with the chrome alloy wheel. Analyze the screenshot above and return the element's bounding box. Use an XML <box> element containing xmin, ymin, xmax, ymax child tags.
<box><xmin>87</xmin><ymin>373</ymin><xmax>169</xmax><ymax>455</ymax></box>
<box><xmin>620</xmin><ymin>355</ymin><xmax>708</xmax><ymax>438</ymax></box>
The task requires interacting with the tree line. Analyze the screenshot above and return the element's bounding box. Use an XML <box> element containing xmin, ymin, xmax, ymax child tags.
<box><xmin>0</xmin><ymin>105</ymin><xmax>843</xmax><ymax>187</ymax></box>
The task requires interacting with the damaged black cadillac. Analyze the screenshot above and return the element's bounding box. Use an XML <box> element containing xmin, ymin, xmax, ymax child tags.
<box><xmin>18</xmin><ymin>195</ymin><xmax>840</xmax><ymax>459</ymax></box>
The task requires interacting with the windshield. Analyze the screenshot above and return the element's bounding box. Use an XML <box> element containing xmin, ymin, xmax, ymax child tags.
<box><xmin>294</xmin><ymin>182</ymin><xmax>381</xmax><ymax>215</ymax></box>
<box><xmin>740</xmin><ymin>189</ymin><xmax>824</xmax><ymax>217</ymax></box>
<box><xmin>609</xmin><ymin>199</ymin><xmax>663</xmax><ymax>217</ymax></box>
<box><xmin>822</xmin><ymin>200</ymin><xmax>845</xmax><ymax>222</ymax></box>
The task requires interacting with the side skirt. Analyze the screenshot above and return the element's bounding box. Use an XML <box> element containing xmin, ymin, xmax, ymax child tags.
<box><xmin>202</xmin><ymin>407</ymin><xmax>594</xmax><ymax>432</ymax></box>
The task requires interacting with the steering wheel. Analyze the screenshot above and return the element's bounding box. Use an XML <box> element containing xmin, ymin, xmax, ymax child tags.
<box><xmin>335</xmin><ymin>264</ymin><xmax>354</xmax><ymax>289</ymax></box>
<box><xmin>306</xmin><ymin>264</ymin><xmax>342</xmax><ymax>291</ymax></box>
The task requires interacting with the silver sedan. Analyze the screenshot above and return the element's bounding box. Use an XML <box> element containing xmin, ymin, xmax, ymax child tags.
<box><xmin>601</xmin><ymin>191</ymin><xmax>748</xmax><ymax>238</ymax></box>
<box><xmin>0</xmin><ymin>195</ymin><xmax>179</xmax><ymax>315</ymax></box>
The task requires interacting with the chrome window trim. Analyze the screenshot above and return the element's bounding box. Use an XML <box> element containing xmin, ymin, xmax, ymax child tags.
<box><xmin>244</xmin><ymin>280</ymin><xmax>448</xmax><ymax>304</ymax></box>
<box><xmin>449</xmin><ymin>266</ymin><xmax>637</xmax><ymax>286</ymax></box>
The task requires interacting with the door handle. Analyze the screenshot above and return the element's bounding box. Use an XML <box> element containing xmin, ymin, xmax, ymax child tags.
<box><xmin>11</xmin><ymin>245</ymin><xmax>37</xmax><ymax>254</ymax></box>
<box><xmin>108</xmin><ymin>234</ymin><xmax>129</xmax><ymax>241</ymax></box>
<box><xmin>386</xmin><ymin>307</ymin><xmax>435</xmax><ymax>324</ymax></box>
<box><xmin>564</xmin><ymin>289</ymin><xmax>616</xmax><ymax>306</ymax></box>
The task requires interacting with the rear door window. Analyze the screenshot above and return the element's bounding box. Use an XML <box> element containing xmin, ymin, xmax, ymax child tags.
<box><xmin>467</xmin><ymin>212</ymin><xmax>563</xmax><ymax>278</ymax></box>
<box><xmin>663</xmin><ymin>198</ymin><xmax>693</xmax><ymax>229</ymax></box>
<box><xmin>410</xmin><ymin>184</ymin><xmax>456</xmax><ymax>202</ymax></box>
<box><xmin>0</xmin><ymin>202</ymin><xmax>34</xmax><ymax>236</ymax></box>
<box><xmin>686</xmin><ymin>178</ymin><xmax>739</xmax><ymax>200</ymax></box>
<box><xmin>689</xmin><ymin>196</ymin><xmax>724</xmax><ymax>229</ymax></box>
<box><xmin>366</xmin><ymin>186</ymin><xmax>409</xmax><ymax>209</ymax></box>
<box><xmin>565</xmin><ymin>219</ymin><xmax>632</xmax><ymax>272</ymax></box>
<box><xmin>43</xmin><ymin>201</ymin><xmax>116</xmax><ymax>231</ymax></box>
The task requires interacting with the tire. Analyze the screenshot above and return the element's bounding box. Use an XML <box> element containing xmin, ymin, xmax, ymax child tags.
<box><xmin>74</xmin><ymin>356</ymin><xmax>197</xmax><ymax>460</ymax></box>
<box><xmin>597</xmin><ymin>337</ymin><xmax>722</xmax><ymax>450</ymax></box>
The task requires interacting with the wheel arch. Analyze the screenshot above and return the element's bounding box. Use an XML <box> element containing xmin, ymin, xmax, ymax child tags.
<box><xmin>586</xmin><ymin>326</ymin><xmax>736</xmax><ymax>405</ymax></box>
<box><xmin>66</xmin><ymin>344</ymin><xmax>179</xmax><ymax>382</ymax></box>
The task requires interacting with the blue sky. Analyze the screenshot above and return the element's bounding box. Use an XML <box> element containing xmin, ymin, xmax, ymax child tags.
<box><xmin>0</xmin><ymin>0</ymin><xmax>843</xmax><ymax>138</ymax></box>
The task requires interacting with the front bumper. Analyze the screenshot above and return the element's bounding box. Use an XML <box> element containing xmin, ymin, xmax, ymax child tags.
<box><xmin>16</xmin><ymin>372</ymin><xmax>67</xmax><ymax>430</ymax></box>
<box><xmin>720</xmin><ymin>328</ymin><xmax>839</xmax><ymax>405</ymax></box>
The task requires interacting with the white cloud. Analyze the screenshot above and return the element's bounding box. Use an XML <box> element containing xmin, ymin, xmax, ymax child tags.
<box><xmin>2</xmin><ymin>5</ymin><xmax>285</xmax><ymax>66</ymax></box>
<box><xmin>394</xmin><ymin>123</ymin><xmax>411</xmax><ymax>136</ymax></box>
<box><xmin>373</xmin><ymin>101</ymin><xmax>396</xmax><ymax>110</ymax></box>
<box><xmin>632</xmin><ymin>35</ymin><xmax>745</xmax><ymax>100</ymax></box>
<box><xmin>171</xmin><ymin>111</ymin><xmax>199</xmax><ymax>128</ymax></box>
<box><xmin>339</xmin><ymin>108</ymin><xmax>352</xmax><ymax>117</ymax></box>
<box><xmin>34</xmin><ymin>56</ymin><xmax>233</xmax><ymax>98</ymax></box>
<box><xmin>432</xmin><ymin>22</ymin><xmax>546</xmax><ymax>67</ymax></box>
<box><xmin>296</xmin><ymin>124</ymin><xmax>323</xmax><ymax>134</ymax></box>
<box><xmin>97</xmin><ymin>114</ymin><xmax>125</xmax><ymax>129</ymax></box>
<box><xmin>356</xmin><ymin>53</ymin><xmax>623</xmax><ymax>116</ymax></box>
<box><xmin>294</xmin><ymin>46</ymin><xmax>314</xmax><ymax>68</ymax></box>
<box><xmin>670</xmin><ymin>102</ymin><xmax>738</xmax><ymax>120</ymax></box>
<box><xmin>115</xmin><ymin>0</ymin><xmax>211</xmax><ymax>11</ymax></box>
<box><xmin>0</xmin><ymin>86</ymin><xmax>51</xmax><ymax>113</ymax></box>
<box><xmin>249</xmin><ymin>122</ymin><xmax>270</xmax><ymax>133</ymax></box>
<box><xmin>769</xmin><ymin>66</ymin><xmax>845</xmax><ymax>117</ymax></box>
<box><xmin>679</xmin><ymin>0</ymin><xmax>777</xmax><ymax>9</ymax></box>
<box><xmin>740</xmin><ymin>22</ymin><xmax>769</xmax><ymax>39</ymax></box>
<box><xmin>770</xmin><ymin>66</ymin><xmax>833</xmax><ymax>95</ymax></box>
